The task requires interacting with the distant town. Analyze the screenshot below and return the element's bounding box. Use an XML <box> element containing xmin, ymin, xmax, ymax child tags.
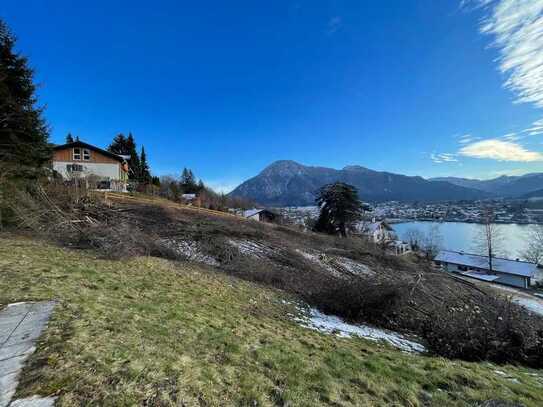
<box><xmin>279</xmin><ymin>199</ymin><xmax>543</xmax><ymax>226</ymax></box>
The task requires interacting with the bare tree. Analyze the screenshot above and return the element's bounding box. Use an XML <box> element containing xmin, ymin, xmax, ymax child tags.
<box><xmin>473</xmin><ymin>207</ymin><xmax>503</xmax><ymax>273</ymax></box>
<box><xmin>404</xmin><ymin>227</ymin><xmax>425</xmax><ymax>251</ymax></box>
<box><xmin>422</xmin><ymin>224</ymin><xmax>443</xmax><ymax>258</ymax></box>
<box><xmin>522</xmin><ymin>225</ymin><xmax>543</xmax><ymax>264</ymax></box>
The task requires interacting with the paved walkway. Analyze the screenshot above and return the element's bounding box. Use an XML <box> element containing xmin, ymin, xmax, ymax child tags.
<box><xmin>0</xmin><ymin>302</ymin><xmax>57</xmax><ymax>407</ymax></box>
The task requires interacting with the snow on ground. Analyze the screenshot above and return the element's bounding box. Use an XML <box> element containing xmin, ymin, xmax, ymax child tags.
<box><xmin>294</xmin><ymin>306</ymin><xmax>426</xmax><ymax>353</ymax></box>
<box><xmin>335</xmin><ymin>256</ymin><xmax>374</xmax><ymax>276</ymax></box>
<box><xmin>228</xmin><ymin>239</ymin><xmax>274</xmax><ymax>258</ymax></box>
<box><xmin>513</xmin><ymin>297</ymin><xmax>543</xmax><ymax>317</ymax></box>
<box><xmin>159</xmin><ymin>239</ymin><xmax>219</xmax><ymax>266</ymax></box>
<box><xmin>296</xmin><ymin>249</ymin><xmax>338</xmax><ymax>274</ymax></box>
<box><xmin>296</xmin><ymin>249</ymin><xmax>374</xmax><ymax>277</ymax></box>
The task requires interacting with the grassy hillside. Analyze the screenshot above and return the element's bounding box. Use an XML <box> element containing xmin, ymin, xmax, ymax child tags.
<box><xmin>1</xmin><ymin>236</ymin><xmax>543</xmax><ymax>406</ymax></box>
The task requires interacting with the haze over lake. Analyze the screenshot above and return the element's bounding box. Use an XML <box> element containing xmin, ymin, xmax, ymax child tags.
<box><xmin>393</xmin><ymin>222</ymin><xmax>534</xmax><ymax>259</ymax></box>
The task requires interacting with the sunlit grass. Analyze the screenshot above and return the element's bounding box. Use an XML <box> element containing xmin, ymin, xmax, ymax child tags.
<box><xmin>1</xmin><ymin>235</ymin><xmax>542</xmax><ymax>406</ymax></box>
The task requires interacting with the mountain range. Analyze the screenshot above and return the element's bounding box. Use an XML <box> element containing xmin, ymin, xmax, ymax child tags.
<box><xmin>229</xmin><ymin>160</ymin><xmax>500</xmax><ymax>206</ymax></box>
<box><xmin>429</xmin><ymin>174</ymin><xmax>543</xmax><ymax>198</ymax></box>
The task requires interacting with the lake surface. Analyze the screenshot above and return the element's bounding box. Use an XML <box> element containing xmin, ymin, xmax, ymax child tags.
<box><xmin>392</xmin><ymin>221</ymin><xmax>535</xmax><ymax>258</ymax></box>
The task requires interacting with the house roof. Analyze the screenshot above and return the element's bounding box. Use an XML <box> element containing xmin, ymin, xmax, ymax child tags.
<box><xmin>243</xmin><ymin>208</ymin><xmax>275</xmax><ymax>218</ymax></box>
<box><xmin>356</xmin><ymin>221</ymin><xmax>394</xmax><ymax>233</ymax></box>
<box><xmin>53</xmin><ymin>141</ymin><xmax>126</xmax><ymax>163</ymax></box>
<box><xmin>435</xmin><ymin>250</ymin><xmax>538</xmax><ymax>278</ymax></box>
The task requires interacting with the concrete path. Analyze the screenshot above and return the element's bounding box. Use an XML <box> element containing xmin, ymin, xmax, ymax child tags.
<box><xmin>0</xmin><ymin>302</ymin><xmax>57</xmax><ymax>407</ymax></box>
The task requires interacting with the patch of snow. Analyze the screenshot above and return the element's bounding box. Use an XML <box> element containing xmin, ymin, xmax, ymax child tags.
<box><xmin>335</xmin><ymin>257</ymin><xmax>374</xmax><ymax>276</ymax></box>
<box><xmin>296</xmin><ymin>249</ymin><xmax>373</xmax><ymax>277</ymax></box>
<box><xmin>159</xmin><ymin>239</ymin><xmax>219</xmax><ymax>266</ymax></box>
<box><xmin>513</xmin><ymin>297</ymin><xmax>543</xmax><ymax>317</ymax></box>
<box><xmin>294</xmin><ymin>307</ymin><xmax>426</xmax><ymax>353</ymax></box>
<box><xmin>296</xmin><ymin>249</ymin><xmax>337</xmax><ymax>274</ymax></box>
<box><xmin>228</xmin><ymin>239</ymin><xmax>273</xmax><ymax>259</ymax></box>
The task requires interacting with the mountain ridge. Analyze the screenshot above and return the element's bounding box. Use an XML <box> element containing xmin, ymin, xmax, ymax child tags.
<box><xmin>430</xmin><ymin>174</ymin><xmax>543</xmax><ymax>197</ymax></box>
<box><xmin>229</xmin><ymin>160</ymin><xmax>493</xmax><ymax>206</ymax></box>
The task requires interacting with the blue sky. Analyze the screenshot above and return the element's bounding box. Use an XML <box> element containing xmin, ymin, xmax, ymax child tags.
<box><xmin>3</xmin><ymin>0</ymin><xmax>543</xmax><ymax>191</ymax></box>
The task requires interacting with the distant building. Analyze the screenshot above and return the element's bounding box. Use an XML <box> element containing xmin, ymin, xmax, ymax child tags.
<box><xmin>355</xmin><ymin>220</ymin><xmax>396</xmax><ymax>243</ymax></box>
<box><xmin>355</xmin><ymin>220</ymin><xmax>411</xmax><ymax>255</ymax></box>
<box><xmin>434</xmin><ymin>250</ymin><xmax>543</xmax><ymax>289</ymax></box>
<box><xmin>52</xmin><ymin>141</ymin><xmax>129</xmax><ymax>191</ymax></box>
<box><xmin>243</xmin><ymin>209</ymin><xmax>277</xmax><ymax>223</ymax></box>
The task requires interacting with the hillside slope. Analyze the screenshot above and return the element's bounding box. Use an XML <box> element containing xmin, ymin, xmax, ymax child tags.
<box><xmin>229</xmin><ymin>160</ymin><xmax>490</xmax><ymax>206</ymax></box>
<box><xmin>2</xmin><ymin>236</ymin><xmax>543</xmax><ymax>406</ymax></box>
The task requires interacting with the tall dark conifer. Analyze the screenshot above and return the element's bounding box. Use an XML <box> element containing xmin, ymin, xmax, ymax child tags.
<box><xmin>108</xmin><ymin>133</ymin><xmax>128</xmax><ymax>155</ymax></box>
<box><xmin>126</xmin><ymin>133</ymin><xmax>140</xmax><ymax>180</ymax></box>
<box><xmin>139</xmin><ymin>145</ymin><xmax>151</xmax><ymax>183</ymax></box>
<box><xmin>313</xmin><ymin>182</ymin><xmax>364</xmax><ymax>237</ymax></box>
<box><xmin>0</xmin><ymin>19</ymin><xmax>51</xmax><ymax>179</ymax></box>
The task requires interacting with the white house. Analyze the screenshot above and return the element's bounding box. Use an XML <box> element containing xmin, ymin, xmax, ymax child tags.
<box><xmin>434</xmin><ymin>250</ymin><xmax>543</xmax><ymax>289</ymax></box>
<box><xmin>355</xmin><ymin>220</ymin><xmax>411</xmax><ymax>255</ymax></box>
<box><xmin>52</xmin><ymin>141</ymin><xmax>129</xmax><ymax>191</ymax></box>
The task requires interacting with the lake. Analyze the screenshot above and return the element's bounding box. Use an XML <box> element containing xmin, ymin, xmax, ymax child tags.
<box><xmin>392</xmin><ymin>221</ymin><xmax>535</xmax><ymax>258</ymax></box>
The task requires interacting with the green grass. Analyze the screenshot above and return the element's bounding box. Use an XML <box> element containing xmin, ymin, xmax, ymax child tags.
<box><xmin>1</xmin><ymin>235</ymin><xmax>543</xmax><ymax>406</ymax></box>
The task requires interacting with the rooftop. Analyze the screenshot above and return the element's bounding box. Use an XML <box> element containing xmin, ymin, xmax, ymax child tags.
<box><xmin>435</xmin><ymin>250</ymin><xmax>538</xmax><ymax>278</ymax></box>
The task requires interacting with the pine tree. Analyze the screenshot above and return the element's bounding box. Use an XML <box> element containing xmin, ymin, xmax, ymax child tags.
<box><xmin>180</xmin><ymin>168</ymin><xmax>197</xmax><ymax>193</ymax></box>
<box><xmin>66</xmin><ymin>133</ymin><xmax>74</xmax><ymax>143</ymax></box>
<box><xmin>139</xmin><ymin>145</ymin><xmax>151</xmax><ymax>183</ymax></box>
<box><xmin>126</xmin><ymin>133</ymin><xmax>140</xmax><ymax>181</ymax></box>
<box><xmin>108</xmin><ymin>133</ymin><xmax>128</xmax><ymax>155</ymax></box>
<box><xmin>313</xmin><ymin>182</ymin><xmax>363</xmax><ymax>237</ymax></box>
<box><xmin>0</xmin><ymin>19</ymin><xmax>51</xmax><ymax>179</ymax></box>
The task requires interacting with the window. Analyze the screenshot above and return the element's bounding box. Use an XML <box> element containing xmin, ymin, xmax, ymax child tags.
<box><xmin>458</xmin><ymin>265</ymin><xmax>468</xmax><ymax>272</ymax></box>
<box><xmin>73</xmin><ymin>148</ymin><xmax>81</xmax><ymax>160</ymax></box>
<box><xmin>83</xmin><ymin>149</ymin><xmax>91</xmax><ymax>160</ymax></box>
<box><xmin>66</xmin><ymin>164</ymin><xmax>83</xmax><ymax>172</ymax></box>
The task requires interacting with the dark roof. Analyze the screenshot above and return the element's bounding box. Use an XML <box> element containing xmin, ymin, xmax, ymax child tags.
<box><xmin>435</xmin><ymin>250</ymin><xmax>537</xmax><ymax>278</ymax></box>
<box><xmin>53</xmin><ymin>141</ymin><xmax>125</xmax><ymax>163</ymax></box>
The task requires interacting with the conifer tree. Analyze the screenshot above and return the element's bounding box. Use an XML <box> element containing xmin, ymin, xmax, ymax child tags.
<box><xmin>139</xmin><ymin>145</ymin><xmax>151</xmax><ymax>183</ymax></box>
<box><xmin>313</xmin><ymin>182</ymin><xmax>363</xmax><ymax>237</ymax></box>
<box><xmin>0</xmin><ymin>19</ymin><xmax>51</xmax><ymax>179</ymax></box>
<box><xmin>108</xmin><ymin>133</ymin><xmax>128</xmax><ymax>155</ymax></box>
<box><xmin>126</xmin><ymin>133</ymin><xmax>140</xmax><ymax>181</ymax></box>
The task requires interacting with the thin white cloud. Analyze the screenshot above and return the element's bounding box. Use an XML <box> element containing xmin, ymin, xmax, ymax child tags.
<box><xmin>459</xmin><ymin>138</ymin><xmax>543</xmax><ymax>161</ymax></box>
<box><xmin>467</xmin><ymin>0</ymin><xmax>543</xmax><ymax>108</ymax></box>
<box><xmin>431</xmin><ymin>152</ymin><xmax>459</xmax><ymax>163</ymax></box>
<box><xmin>457</xmin><ymin>134</ymin><xmax>480</xmax><ymax>144</ymax></box>
<box><xmin>501</xmin><ymin>132</ymin><xmax>521</xmax><ymax>141</ymax></box>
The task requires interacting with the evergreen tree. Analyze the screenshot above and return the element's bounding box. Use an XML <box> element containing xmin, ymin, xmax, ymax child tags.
<box><xmin>0</xmin><ymin>19</ymin><xmax>51</xmax><ymax>179</ymax></box>
<box><xmin>139</xmin><ymin>145</ymin><xmax>151</xmax><ymax>183</ymax></box>
<box><xmin>313</xmin><ymin>182</ymin><xmax>363</xmax><ymax>237</ymax></box>
<box><xmin>180</xmin><ymin>168</ymin><xmax>197</xmax><ymax>193</ymax></box>
<box><xmin>151</xmin><ymin>176</ymin><xmax>161</xmax><ymax>187</ymax></box>
<box><xmin>66</xmin><ymin>133</ymin><xmax>74</xmax><ymax>143</ymax></box>
<box><xmin>108</xmin><ymin>133</ymin><xmax>128</xmax><ymax>155</ymax></box>
<box><xmin>126</xmin><ymin>133</ymin><xmax>140</xmax><ymax>181</ymax></box>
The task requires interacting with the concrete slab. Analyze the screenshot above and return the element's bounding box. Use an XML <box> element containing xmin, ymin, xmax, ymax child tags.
<box><xmin>0</xmin><ymin>301</ymin><xmax>57</xmax><ymax>407</ymax></box>
<box><xmin>9</xmin><ymin>396</ymin><xmax>57</xmax><ymax>407</ymax></box>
